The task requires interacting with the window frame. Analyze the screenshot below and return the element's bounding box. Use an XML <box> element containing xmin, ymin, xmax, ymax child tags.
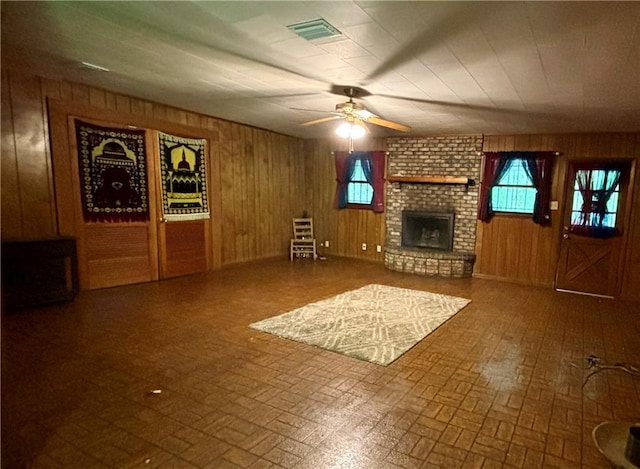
<box><xmin>478</xmin><ymin>151</ymin><xmax>555</xmax><ymax>225</ymax></box>
<box><xmin>334</xmin><ymin>150</ymin><xmax>386</xmax><ymax>213</ymax></box>
<box><xmin>490</xmin><ymin>157</ymin><xmax>537</xmax><ymax>215</ymax></box>
<box><xmin>346</xmin><ymin>157</ymin><xmax>374</xmax><ymax>208</ymax></box>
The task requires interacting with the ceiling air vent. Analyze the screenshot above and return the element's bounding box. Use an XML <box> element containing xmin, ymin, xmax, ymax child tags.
<box><xmin>287</xmin><ymin>18</ymin><xmax>341</xmax><ymax>41</ymax></box>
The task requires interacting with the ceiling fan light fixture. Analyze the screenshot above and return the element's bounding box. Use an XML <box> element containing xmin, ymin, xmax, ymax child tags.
<box><xmin>336</xmin><ymin>121</ymin><xmax>365</xmax><ymax>139</ymax></box>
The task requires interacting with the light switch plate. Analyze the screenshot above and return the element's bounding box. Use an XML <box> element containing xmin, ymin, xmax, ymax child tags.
<box><xmin>550</xmin><ymin>201</ymin><xmax>559</xmax><ymax>210</ymax></box>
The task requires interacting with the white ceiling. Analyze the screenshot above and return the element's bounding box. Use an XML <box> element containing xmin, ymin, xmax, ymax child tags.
<box><xmin>2</xmin><ymin>1</ymin><xmax>639</xmax><ymax>139</ymax></box>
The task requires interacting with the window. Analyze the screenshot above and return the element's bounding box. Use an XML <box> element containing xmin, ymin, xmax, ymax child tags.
<box><xmin>570</xmin><ymin>169</ymin><xmax>620</xmax><ymax>229</ymax></box>
<box><xmin>347</xmin><ymin>159</ymin><xmax>373</xmax><ymax>205</ymax></box>
<box><xmin>334</xmin><ymin>151</ymin><xmax>386</xmax><ymax>212</ymax></box>
<box><xmin>478</xmin><ymin>151</ymin><xmax>555</xmax><ymax>225</ymax></box>
<box><xmin>568</xmin><ymin>166</ymin><xmax>623</xmax><ymax>238</ymax></box>
<box><xmin>491</xmin><ymin>158</ymin><xmax>536</xmax><ymax>214</ymax></box>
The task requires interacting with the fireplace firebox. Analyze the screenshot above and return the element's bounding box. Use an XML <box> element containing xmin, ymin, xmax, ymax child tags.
<box><xmin>402</xmin><ymin>211</ymin><xmax>454</xmax><ymax>252</ymax></box>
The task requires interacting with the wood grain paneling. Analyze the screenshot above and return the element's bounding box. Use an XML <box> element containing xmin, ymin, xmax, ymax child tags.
<box><xmin>4</xmin><ymin>68</ymin><xmax>638</xmax><ymax>298</ymax></box>
<box><xmin>476</xmin><ymin>134</ymin><xmax>640</xmax><ymax>298</ymax></box>
<box><xmin>162</xmin><ymin>221</ymin><xmax>208</xmax><ymax>278</ymax></box>
<box><xmin>1</xmin><ymin>68</ymin><xmax>310</xmax><ymax>290</ymax></box>
<box><xmin>1</xmin><ymin>70</ymin><xmax>22</xmax><ymax>239</ymax></box>
<box><xmin>1</xmin><ymin>70</ymin><xmax>56</xmax><ymax>239</ymax></box>
<box><xmin>84</xmin><ymin>224</ymin><xmax>153</xmax><ymax>289</ymax></box>
<box><xmin>304</xmin><ymin>137</ymin><xmax>387</xmax><ymax>262</ymax></box>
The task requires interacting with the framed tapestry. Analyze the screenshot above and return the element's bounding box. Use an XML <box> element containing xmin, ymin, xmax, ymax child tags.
<box><xmin>75</xmin><ymin>120</ymin><xmax>149</xmax><ymax>222</ymax></box>
<box><xmin>158</xmin><ymin>132</ymin><xmax>209</xmax><ymax>221</ymax></box>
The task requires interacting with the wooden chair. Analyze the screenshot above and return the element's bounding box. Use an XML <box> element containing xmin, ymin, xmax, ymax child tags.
<box><xmin>290</xmin><ymin>218</ymin><xmax>318</xmax><ymax>261</ymax></box>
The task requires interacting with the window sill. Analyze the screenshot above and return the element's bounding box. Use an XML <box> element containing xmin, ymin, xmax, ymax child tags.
<box><xmin>345</xmin><ymin>203</ymin><xmax>373</xmax><ymax>210</ymax></box>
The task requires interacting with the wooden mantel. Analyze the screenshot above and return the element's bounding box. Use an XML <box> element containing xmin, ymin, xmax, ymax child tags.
<box><xmin>387</xmin><ymin>175</ymin><xmax>475</xmax><ymax>186</ymax></box>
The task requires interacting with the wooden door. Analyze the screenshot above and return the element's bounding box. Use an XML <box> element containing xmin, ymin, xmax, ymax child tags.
<box><xmin>153</xmin><ymin>132</ymin><xmax>211</xmax><ymax>279</ymax></box>
<box><xmin>68</xmin><ymin>117</ymin><xmax>159</xmax><ymax>289</ymax></box>
<box><xmin>555</xmin><ymin>161</ymin><xmax>631</xmax><ymax>297</ymax></box>
<box><xmin>157</xmin><ymin>220</ymin><xmax>210</xmax><ymax>278</ymax></box>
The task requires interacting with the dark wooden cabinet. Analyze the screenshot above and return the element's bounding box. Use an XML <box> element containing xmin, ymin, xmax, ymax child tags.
<box><xmin>1</xmin><ymin>237</ymin><xmax>78</xmax><ymax>310</ymax></box>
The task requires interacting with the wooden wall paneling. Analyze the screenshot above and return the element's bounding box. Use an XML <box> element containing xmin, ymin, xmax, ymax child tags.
<box><xmin>88</xmin><ymin>87</ymin><xmax>107</xmax><ymax>108</ymax></box>
<box><xmin>520</xmin><ymin>217</ymin><xmax>537</xmax><ymax>282</ymax></box>
<box><xmin>70</xmin><ymin>83</ymin><xmax>90</xmax><ymax>104</ymax></box>
<box><xmin>241</xmin><ymin>124</ymin><xmax>252</xmax><ymax>261</ymax></box>
<box><xmin>206</xmin><ymin>119</ymin><xmax>223</xmax><ymax>270</ymax></box>
<box><xmin>129</xmin><ymin>98</ymin><xmax>146</xmax><ymax>116</ymax></box>
<box><xmin>252</xmin><ymin>129</ymin><xmax>264</xmax><ymax>257</ymax></box>
<box><xmin>166</xmin><ymin>107</ymin><xmax>187</xmax><ymax>126</ymax></box>
<box><xmin>218</xmin><ymin>120</ymin><xmax>236</xmax><ymax>264</ymax></box>
<box><xmin>294</xmin><ymin>139</ymin><xmax>307</xmax><ymax>218</ymax></box>
<box><xmin>263</xmin><ymin>132</ymin><xmax>275</xmax><ymax>255</ymax></box>
<box><xmin>63</xmin><ymin>114</ymin><xmax>88</xmax><ymax>287</ymax></box>
<box><xmin>231</xmin><ymin>123</ymin><xmax>243</xmax><ymax>261</ymax></box>
<box><xmin>481</xmin><ymin>217</ymin><xmax>498</xmax><ymax>277</ymax></box>
<box><xmin>273</xmin><ymin>133</ymin><xmax>286</xmax><ymax>256</ymax></box>
<box><xmin>276</xmin><ymin>134</ymin><xmax>288</xmax><ymax>255</ymax></box>
<box><xmin>47</xmin><ymin>96</ymin><xmax>220</xmax><ymax>288</ymax></box>
<box><xmin>5</xmin><ymin>69</ymin><xmax>319</xmax><ymax>283</ymax></box>
<box><xmin>301</xmin><ymin>136</ymin><xmax>387</xmax><ymax>262</ymax></box>
<box><xmin>254</xmin><ymin>131</ymin><xmax>270</xmax><ymax>255</ymax></box>
<box><xmin>622</xmin><ymin>147</ymin><xmax>640</xmax><ymax>299</ymax></box>
<box><xmin>11</xmin><ymin>72</ymin><xmax>56</xmax><ymax>237</ymax></box>
<box><xmin>322</xmin><ymin>145</ymin><xmax>335</xmax><ymax>251</ymax></box>
<box><xmin>1</xmin><ymin>70</ymin><xmax>22</xmax><ymax>239</ymax></box>
<box><xmin>276</xmin><ymin>134</ymin><xmax>290</xmax><ymax>254</ymax></box>
<box><xmin>144</xmin><ymin>131</ymin><xmax>160</xmax><ymax>281</ymax></box>
<box><xmin>40</xmin><ymin>78</ymin><xmax>61</xmax><ymax>100</ymax></box>
<box><xmin>48</xmin><ymin>102</ymin><xmax>78</xmax><ymax>238</ymax></box>
<box><xmin>152</xmin><ymin>103</ymin><xmax>168</xmax><ymax>122</ymax></box>
<box><xmin>273</xmin><ymin>134</ymin><xmax>285</xmax><ymax>256</ymax></box>
<box><xmin>186</xmin><ymin>112</ymin><xmax>201</xmax><ymax>129</ymax></box>
<box><xmin>304</xmin><ymin>139</ymin><xmax>330</xmax><ymax>252</ymax></box>
<box><xmin>84</xmin><ymin>224</ymin><xmax>155</xmax><ymax>289</ymax></box>
<box><xmin>477</xmin><ymin>133</ymin><xmax>639</xmax><ymax>291</ymax></box>
<box><xmin>258</xmin><ymin>128</ymin><xmax>279</xmax><ymax>258</ymax></box>
<box><xmin>245</xmin><ymin>127</ymin><xmax>257</xmax><ymax>260</ymax></box>
<box><xmin>232</xmin><ymin>123</ymin><xmax>247</xmax><ymax>262</ymax></box>
<box><xmin>161</xmin><ymin>221</ymin><xmax>208</xmax><ymax>279</ymax></box>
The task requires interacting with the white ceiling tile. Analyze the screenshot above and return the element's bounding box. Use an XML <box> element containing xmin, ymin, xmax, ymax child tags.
<box><xmin>2</xmin><ymin>1</ymin><xmax>638</xmax><ymax>138</ymax></box>
<box><xmin>340</xmin><ymin>22</ymin><xmax>397</xmax><ymax>48</ymax></box>
<box><xmin>319</xmin><ymin>39</ymin><xmax>371</xmax><ymax>59</ymax></box>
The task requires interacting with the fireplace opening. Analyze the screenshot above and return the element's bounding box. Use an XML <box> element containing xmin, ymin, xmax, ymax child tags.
<box><xmin>402</xmin><ymin>210</ymin><xmax>454</xmax><ymax>251</ymax></box>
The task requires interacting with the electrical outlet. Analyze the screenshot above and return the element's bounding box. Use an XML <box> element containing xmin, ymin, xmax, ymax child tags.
<box><xmin>376</xmin><ymin>245</ymin><xmax>382</xmax><ymax>253</ymax></box>
<box><xmin>361</xmin><ymin>243</ymin><xmax>367</xmax><ymax>251</ymax></box>
<box><xmin>325</xmin><ymin>240</ymin><xmax>330</xmax><ymax>248</ymax></box>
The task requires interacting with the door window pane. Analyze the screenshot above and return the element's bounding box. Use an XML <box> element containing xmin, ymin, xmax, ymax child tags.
<box><xmin>570</xmin><ymin>169</ymin><xmax>620</xmax><ymax>229</ymax></box>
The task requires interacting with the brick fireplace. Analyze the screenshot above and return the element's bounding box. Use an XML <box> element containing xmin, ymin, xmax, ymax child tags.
<box><xmin>385</xmin><ymin>135</ymin><xmax>483</xmax><ymax>278</ymax></box>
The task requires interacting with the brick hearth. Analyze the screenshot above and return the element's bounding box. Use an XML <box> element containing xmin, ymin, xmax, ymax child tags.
<box><xmin>385</xmin><ymin>135</ymin><xmax>483</xmax><ymax>278</ymax></box>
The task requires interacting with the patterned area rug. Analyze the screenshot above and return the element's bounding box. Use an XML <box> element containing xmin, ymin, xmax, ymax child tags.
<box><xmin>249</xmin><ymin>284</ymin><xmax>471</xmax><ymax>366</ymax></box>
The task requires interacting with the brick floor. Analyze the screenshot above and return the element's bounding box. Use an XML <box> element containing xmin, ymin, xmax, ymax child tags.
<box><xmin>2</xmin><ymin>257</ymin><xmax>639</xmax><ymax>468</ymax></box>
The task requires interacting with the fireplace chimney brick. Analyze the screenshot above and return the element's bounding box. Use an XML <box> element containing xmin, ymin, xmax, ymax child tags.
<box><xmin>385</xmin><ymin>135</ymin><xmax>482</xmax><ymax>277</ymax></box>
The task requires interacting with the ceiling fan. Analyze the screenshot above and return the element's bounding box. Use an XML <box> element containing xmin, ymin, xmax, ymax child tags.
<box><xmin>298</xmin><ymin>87</ymin><xmax>411</xmax><ymax>135</ymax></box>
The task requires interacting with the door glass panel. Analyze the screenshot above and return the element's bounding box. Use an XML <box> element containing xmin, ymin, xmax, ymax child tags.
<box><xmin>569</xmin><ymin>167</ymin><xmax>621</xmax><ymax>237</ymax></box>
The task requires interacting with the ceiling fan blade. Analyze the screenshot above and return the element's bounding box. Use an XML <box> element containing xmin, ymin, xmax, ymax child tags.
<box><xmin>301</xmin><ymin>116</ymin><xmax>342</xmax><ymax>127</ymax></box>
<box><xmin>359</xmin><ymin>121</ymin><xmax>371</xmax><ymax>134</ymax></box>
<box><xmin>291</xmin><ymin>107</ymin><xmax>329</xmax><ymax>113</ymax></box>
<box><xmin>375</xmin><ymin>93</ymin><xmax>548</xmax><ymax>118</ymax></box>
<box><xmin>366</xmin><ymin>117</ymin><xmax>411</xmax><ymax>133</ymax></box>
<box><xmin>364</xmin><ymin>2</ymin><xmax>493</xmax><ymax>83</ymax></box>
<box><xmin>65</xmin><ymin>2</ymin><xmax>327</xmax><ymax>86</ymax></box>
